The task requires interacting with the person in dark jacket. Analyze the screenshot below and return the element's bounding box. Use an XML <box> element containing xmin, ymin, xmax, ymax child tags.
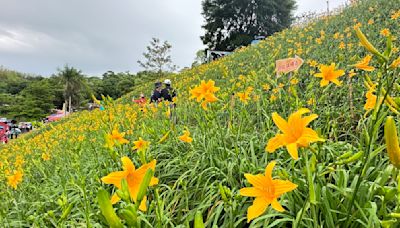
<box><xmin>161</xmin><ymin>79</ymin><xmax>176</xmax><ymax>102</ymax></box>
<box><xmin>150</xmin><ymin>82</ymin><xmax>162</xmax><ymax>103</ymax></box>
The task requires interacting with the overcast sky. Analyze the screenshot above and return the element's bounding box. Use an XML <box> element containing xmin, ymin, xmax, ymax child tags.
<box><xmin>0</xmin><ymin>0</ymin><xmax>347</xmax><ymax>76</ymax></box>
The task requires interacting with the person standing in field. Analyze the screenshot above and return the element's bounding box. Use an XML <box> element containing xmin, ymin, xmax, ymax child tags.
<box><xmin>150</xmin><ymin>82</ymin><xmax>162</xmax><ymax>104</ymax></box>
<box><xmin>161</xmin><ymin>79</ymin><xmax>176</xmax><ymax>103</ymax></box>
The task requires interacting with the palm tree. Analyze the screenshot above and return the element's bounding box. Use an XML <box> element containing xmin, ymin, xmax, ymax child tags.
<box><xmin>57</xmin><ymin>65</ymin><xmax>85</xmax><ymax>114</ymax></box>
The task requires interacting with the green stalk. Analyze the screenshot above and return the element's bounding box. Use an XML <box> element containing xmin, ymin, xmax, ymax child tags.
<box><xmin>344</xmin><ymin>68</ymin><xmax>395</xmax><ymax>227</ymax></box>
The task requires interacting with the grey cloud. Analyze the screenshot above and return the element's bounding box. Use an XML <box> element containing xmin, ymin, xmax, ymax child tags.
<box><xmin>0</xmin><ymin>0</ymin><xmax>346</xmax><ymax>76</ymax></box>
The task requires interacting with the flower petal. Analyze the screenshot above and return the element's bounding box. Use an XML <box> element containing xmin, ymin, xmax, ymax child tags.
<box><xmin>271</xmin><ymin>198</ymin><xmax>285</xmax><ymax>212</ymax></box>
<box><xmin>320</xmin><ymin>79</ymin><xmax>329</xmax><ymax>87</ymax></box>
<box><xmin>244</xmin><ymin>174</ymin><xmax>266</xmax><ymax>187</ymax></box>
<box><xmin>272</xmin><ymin>112</ymin><xmax>289</xmax><ymax>133</ymax></box>
<box><xmin>247</xmin><ymin>197</ymin><xmax>270</xmax><ymax>223</ymax></box>
<box><xmin>331</xmin><ymin>79</ymin><xmax>342</xmax><ymax>86</ymax></box>
<box><xmin>265</xmin><ymin>161</ymin><xmax>276</xmax><ymax>179</ymax></box>
<box><xmin>302</xmin><ymin>114</ymin><xmax>318</xmax><ymax>128</ymax></box>
<box><xmin>122</xmin><ymin>156</ymin><xmax>136</xmax><ymax>173</ymax></box>
<box><xmin>111</xmin><ymin>193</ymin><xmax>121</xmax><ymax>205</ymax></box>
<box><xmin>139</xmin><ymin>195</ymin><xmax>147</xmax><ymax>211</ymax></box>
<box><xmin>101</xmin><ymin>171</ymin><xmax>127</xmax><ymax>188</ymax></box>
<box><xmin>266</xmin><ymin>134</ymin><xmax>285</xmax><ymax>152</ymax></box>
<box><xmin>298</xmin><ymin>128</ymin><xmax>324</xmax><ymax>147</ymax></box>
<box><xmin>272</xmin><ymin>179</ymin><xmax>298</xmax><ymax>196</ymax></box>
<box><xmin>286</xmin><ymin>143</ymin><xmax>299</xmax><ymax>160</ymax></box>
<box><xmin>240</xmin><ymin>187</ymin><xmax>265</xmax><ymax>197</ymax></box>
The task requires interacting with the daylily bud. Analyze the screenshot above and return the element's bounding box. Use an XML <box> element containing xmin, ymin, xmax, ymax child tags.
<box><xmin>194</xmin><ymin>211</ymin><xmax>205</xmax><ymax>228</ymax></box>
<box><xmin>384</xmin><ymin>117</ymin><xmax>400</xmax><ymax>169</ymax></box>
<box><xmin>136</xmin><ymin>169</ymin><xmax>153</xmax><ymax>204</ymax></box>
<box><xmin>116</xmin><ymin>179</ymin><xmax>130</xmax><ymax>202</ymax></box>
<box><xmin>355</xmin><ymin>27</ymin><xmax>388</xmax><ymax>62</ymax></box>
<box><xmin>97</xmin><ymin>189</ymin><xmax>123</xmax><ymax>228</ymax></box>
<box><xmin>120</xmin><ymin>205</ymin><xmax>138</xmax><ymax>227</ymax></box>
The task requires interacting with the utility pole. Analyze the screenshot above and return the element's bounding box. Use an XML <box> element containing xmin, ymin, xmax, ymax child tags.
<box><xmin>326</xmin><ymin>0</ymin><xmax>330</xmax><ymax>15</ymax></box>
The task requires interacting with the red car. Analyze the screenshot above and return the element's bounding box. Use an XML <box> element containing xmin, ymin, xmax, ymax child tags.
<box><xmin>0</xmin><ymin>122</ymin><xmax>9</xmax><ymax>144</ymax></box>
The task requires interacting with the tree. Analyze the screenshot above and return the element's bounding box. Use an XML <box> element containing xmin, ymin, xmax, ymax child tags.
<box><xmin>192</xmin><ymin>50</ymin><xmax>208</xmax><ymax>67</ymax></box>
<box><xmin>137</xmin><ymin>38</ymin><xmax>176</xmax><ymax>77</ymax></box>
<box><xmin>201</xmin><ymin>0</ymin><xmax>296</xmax><ymax>51</ymax></box>
<box><xmin>57</xmin><ymin>65</ymin><xmax>86</xmax><ymax>112</ymax></box>
<box><xmin>100</xmin><ymin>71</ymin><xmax>135</xmax><ymax>99</ymax></box>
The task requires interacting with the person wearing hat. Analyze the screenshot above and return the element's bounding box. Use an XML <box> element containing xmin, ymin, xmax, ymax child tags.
<box><xmin>161</xmin><ymin>79</ymin><xmax>176</xmax><ymax>102</ymax></box>
<box><xmin>150</xmin><ymin>82</ymin><xmax>163</xmax><ymax>103</ymax></box>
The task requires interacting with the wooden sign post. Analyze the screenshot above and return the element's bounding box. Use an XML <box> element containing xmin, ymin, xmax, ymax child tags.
<box><xmin>276</xmin><ymin>55</ymin><xmax>304</xmax><ymax>76</ymax></box>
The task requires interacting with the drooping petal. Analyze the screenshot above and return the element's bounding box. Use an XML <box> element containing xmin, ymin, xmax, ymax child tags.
<box><xmin>101</xmin><ymin>171</ymin><xmax>127</xmax><ymax>189</ymax></box>
<box><xmin>122</xmin><ymin>156</ymin><xmax>136</xmax><ymax>173</ymax></box>
<box><xmin>272</xmin><ymin>179</ymin><xmax>298</xmax><ymax>196</ymax></box>
<box><xmin>139</xmin><ymin>196</ymin><xmax>147</xmax><ymax>211</ymax></box>
<box><xmin>111</xmin><ymin>193</ymin><xmax>121</xmax><ymax>204</ymax></box>
<box><xmin>265</xmin><ymin>161</ymin><xmax>276</xmax><ymax>179</ymax></box>
<box><xmin>149</xmin><ymin>176</ymin><xmax>159</xmax><ymax>186</ymax></box>
<box><xmin>271</xmin><ymin>198</ymin><xmax>285</xmax><ymax>212</ymax></box>
<box><xmin>201</xmin><ymin>101</ymin><xmax>208</xmax><ymax>110</ymax></box>
<box><xmin>244</xmin><ymin>174</ymin><xmax>266</xmax><ymax>187</ymax></box>
<box><xmin>266</xmin><ymin>134</ymin><xmax>285</xmax><ymax>152</ymax></box>
<box><xmin>272</xmin><ymin>112</ymin><xmax>290</xmax><ymax>133</ymax></box>
<box><xmin>331</xmin><ymin>79</ymin><xmax>342</xmax><ymax>86</ymax></box>
<box><xmin>286</xmin><ymin>143</ymin><xmax>299</xmax><ymax>160</ymax></box>
<box><xmin>247</xmin><ymin>197</ymin><xmax>270</xmax><ymax>223</ymax></box>
<box><xmin>240</xmin><ymin>187</ymin><xmax>265</xmax><ymax>197</ymax></box>
<box><xmin>320</xmin><ymin>79</ymin><xmax>329</xmax><ymax>87</ymax></box>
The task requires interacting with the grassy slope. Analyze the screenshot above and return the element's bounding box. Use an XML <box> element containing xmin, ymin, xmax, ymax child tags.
<box><xmin>1</xmin><ymin>0</ymin><xmax>400</xmax><ymax>227</ymax></box>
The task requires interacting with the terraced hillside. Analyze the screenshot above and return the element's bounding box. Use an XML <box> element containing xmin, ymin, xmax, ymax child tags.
<box><xmin>1</xmin><ymin>0</ymin><xmax>400</xmax><ymax>227</ymax></box>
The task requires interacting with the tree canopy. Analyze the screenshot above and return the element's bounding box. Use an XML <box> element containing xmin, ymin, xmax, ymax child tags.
<box><xmin>201</xmin><ymin>0</ymin><xmax>296</xmax><ymax>51</ymax></box>
<box><xmin>137</xmin><ymin>38</ymin><xmax>176</xmax><ymax>76</ymax></box>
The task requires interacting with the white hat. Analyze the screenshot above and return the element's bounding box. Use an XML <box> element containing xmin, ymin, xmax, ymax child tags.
<box><xmin>164</xmin><ymin>79</ymin><xmax>171</xmax><ymax>85</ymax></box>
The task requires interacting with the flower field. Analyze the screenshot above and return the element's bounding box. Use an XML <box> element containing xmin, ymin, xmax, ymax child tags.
<box><xmin>1</xmin><ymin>0</ymin><xmax>400</xmax><ymax>227</ymax></box>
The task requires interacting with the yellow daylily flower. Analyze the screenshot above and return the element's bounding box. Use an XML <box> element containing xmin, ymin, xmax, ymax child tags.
<box><xmin>101</xmin><ymin>157</ymin><xmax>158</xmax><ymax>211</ymax></box>
<box><xmin>240</xmin><ymin>161</ymin><xmax>297</xmax><ymax>222</ymax></box>
<box><xmin>266</xmin><ymin>108</ymin><xmax>324</xmax><ymax>159</ymax></box>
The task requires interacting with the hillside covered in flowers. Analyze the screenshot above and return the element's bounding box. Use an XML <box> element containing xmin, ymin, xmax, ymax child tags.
<box><xmin>1</xmin><ymin>0</ymin><xmax>400</xmax><ymax>227</ymax></box>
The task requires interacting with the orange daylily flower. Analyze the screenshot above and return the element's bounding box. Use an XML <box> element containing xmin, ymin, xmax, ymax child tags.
<box><xmin>364</xmin><ymin>86</ymin><xmax>383</xmax><ymax>111</ymax></box>
<box><xmin>101</xmin><ymin>157</ymin><xmax>158</xmax><ymax>211</ymax></box>
<box><xmin>390</xmin><ymin>57</ymin><xmax>400</xmax><ymax>69</ymax></box>
<box><xmin>190</xmin><ymin>79</ymin><xmax>220</xmax><ymax>110</ymax></box>
<box><xmin>266</xmin><ymin>108</ymin><xmax>324</xmax><ymax>160</ymax></box>
<box><xmin>314</xmin><ymin>63</ymin><xmax>345</xmax><ymax>87</ymax></box>
<box><xmin>237</xmin><ymin>92</ymin><xmax>250</xmax><ymax>104</ymax></box>
<box><xmin>179</xmin><ymin>130</ymin><xmax>193</xmax><ymax>143</ymax></box>
<box><xmin>7</xmin><ymin>170</ymin><xmax>23</xmax><ymax>190</ymax></box>
<box><xmin>132</xmin><ymin>137</ymin><xmax>150</xmax><ymax>152</ymax></box>
<box><xmin>105</xmin><ymin>129</ymin><xmax>129</xmax><ymax>148</ymax></box>
<box><xmin>240</xmin><ymin>161</ymin><xmax>297</xmax><ymax>222</ymax></box>
<box><xmin>354</xmin><ymin>55</ymin><xmax>375</xmax><ymax>71</ymax></box>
